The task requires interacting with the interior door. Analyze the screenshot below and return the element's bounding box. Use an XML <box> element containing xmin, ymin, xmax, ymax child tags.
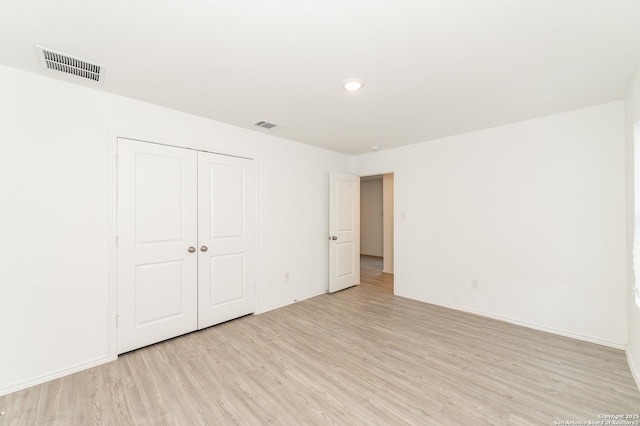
<box><xmin>329</xmin><ymin>172</ymin><xmax>360</xmax><ymax>293</ymax></box>
<box><xmin>197</xmin><ymin>152</ymin><xmax>256</xmax><ymax>329</ymax></box>
<box><xmin>116</xmin><ymin>138</ymin><xmax>198</xmax><ymax>354</ymax></box>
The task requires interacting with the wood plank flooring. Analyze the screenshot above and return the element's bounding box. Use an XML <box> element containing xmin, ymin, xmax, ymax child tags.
<box><xmin>1</xmin><ymin>256</ymin><xmax>639</xmax><ymax>425</ymax></box>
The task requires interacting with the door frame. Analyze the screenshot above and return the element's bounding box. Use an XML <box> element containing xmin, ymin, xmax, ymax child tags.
<box><xmin>107</xmin><ymin>133</ymin><xmax>259</xmax><ymax>360</ymax></box>
<box><xmin>358</xmin><ymin>170</ymin><xmax>396</xmax><ymax>292</ymax></box>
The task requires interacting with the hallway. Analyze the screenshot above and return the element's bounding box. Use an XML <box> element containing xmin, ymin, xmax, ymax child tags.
<box><xmin>360</xmin><ymin>255</ymin><xmax>393</xmax><ymax>293</ymax></box>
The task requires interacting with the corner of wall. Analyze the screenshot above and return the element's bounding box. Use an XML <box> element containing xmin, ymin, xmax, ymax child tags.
<box><xmin>625</xmin><ymin>63</ymin><xmax>640</xmax><ymax>392</ymax></box>
<box><xmin>627</xmin><ymin>347</ymin><xmax>640</xmax><ymax>392</ymax></box>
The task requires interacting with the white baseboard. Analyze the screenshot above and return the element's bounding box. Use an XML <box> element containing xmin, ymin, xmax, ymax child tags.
<box><xmin>0</xmin><ymin>355</ymin><xmax>115</xmax><ymax>397</ymax></box>
<box><xmin>256</xmin><ymin>290</ymin><xmax>327</xmax><ymax>315</ymax></box>
<box><xmin>3</xmin><ymin>291</ymin><xmax>327</xmax><ymax>397</ymax></box>
<box><xmin>627</xmin><ymin>347</ymin><xmax>640</xmax><ymax>392</ymax></box>
<box><xmin>395</xmin><ymin>291</ymin><xmax>625</xmax><ymax>350</ymax></box>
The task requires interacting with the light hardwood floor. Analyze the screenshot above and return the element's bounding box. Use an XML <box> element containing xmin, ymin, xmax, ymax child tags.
<box><xmin>1</xmin><ymin>256</ymin><xmax>639</xmax><ymax>425</ymax></box>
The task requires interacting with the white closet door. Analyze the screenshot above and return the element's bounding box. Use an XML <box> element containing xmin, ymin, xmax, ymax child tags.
<box><xmin>197</xmin><ymin>152</ymin><xmax>256</xmax><ymax>329</ymax></box>
<box><xmin>117</xmin><ymin>139</ymin><xmax>198</xmax><ymax>354</ymax></box>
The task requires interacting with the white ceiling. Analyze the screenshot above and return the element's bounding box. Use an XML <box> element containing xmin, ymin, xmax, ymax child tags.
<box><xmin>1</xmin><ymin>1</ymin><xmax>639</xmax><ymax>154</ymax></box>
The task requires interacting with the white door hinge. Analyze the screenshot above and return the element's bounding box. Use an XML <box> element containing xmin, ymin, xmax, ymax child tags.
<box><xmin>116</xmin><ymin>235</ymin><xmax>119</xmax><ymax>247</ymax></box>
<box><xmin>115</xmin><ymin>155</ymin><xmax>119</xmax><ymax>167</ymax></box>
<box><xmin>116</xmin><ymin>315</ymin><xmax>119</xmax><ymax>327</ymax></box>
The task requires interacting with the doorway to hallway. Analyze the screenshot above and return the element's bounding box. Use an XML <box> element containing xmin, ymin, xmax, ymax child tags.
<box><xmin>360</xmin><ymin>173</ymin><xmax>394</xmax><ymax>292</ymax></box>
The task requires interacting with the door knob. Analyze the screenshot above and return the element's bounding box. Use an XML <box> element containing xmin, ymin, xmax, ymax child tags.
<box><xmin>200</xmin><ymin>246</ymin><xmax>208</xmax><ymax>252</ymax></box>
<box><xmin>188</xmin><ymin>247</ymin><xmax>196</xmax><ymax>253</ymax></box>
<box><xmin>331</xmin><ymin>236</ymin><xmax>337</xmax><ymax>240</ymax></box>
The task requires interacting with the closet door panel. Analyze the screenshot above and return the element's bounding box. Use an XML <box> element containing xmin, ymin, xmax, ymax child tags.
<box><xmin>117</xmin><ymin>138</ymin><xmax>198</xmax><ymax>354</ymax></box>
<box><xmin>197</xmin><ymin>152</ymin><xmax>256</xmax><ymax>329</ymax></box>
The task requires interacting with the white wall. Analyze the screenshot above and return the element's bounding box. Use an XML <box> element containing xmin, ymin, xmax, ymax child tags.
<box><xmin>0</xmin><ymin>61</ymin><xmax>633</xmax><ymax>396</ymax></box>
<box><xmin>0</xmin><ymin>64</ymin><xmax>351</xmax><ymax>396</ymax></box>
<box><xmin>383</xmin><ymin>173</ymin><xmax>395</xmax><ymax>273</ymax></box>
<box><xmin>360</xmin><ymin>177</ymin><xmax>383</xmax><ymax>256</ymax></box>
<box><xmin>355</xmin><ymin>102</ymin><xmax>627</xmax><ymax>347</ymax></box>
<box><xmin>625</xmin><ymin>65</ymin><xmax>640</xmax><ymax>388</ymax></box>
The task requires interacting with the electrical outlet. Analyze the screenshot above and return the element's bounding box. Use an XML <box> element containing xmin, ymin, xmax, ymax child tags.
<box><xmin>285</xmin><ymin>272</ymin><xmax>290</xmax><ymax>282</ymax></box>
<box><xmin>471</xmin><ymin>279</ymin><xmax>479</xmax><ymax>290</ymax></box>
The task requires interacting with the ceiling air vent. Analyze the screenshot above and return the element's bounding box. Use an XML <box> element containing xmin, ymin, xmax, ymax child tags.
<box><xmin>35</xmin><ymin>45</ymin><xmax>105</xmax><ymax>83</ymax></box>
<box><xmin>254</xmin><ymin>121</ymin><xmax>278</xmax><ymax>130</ymax></box>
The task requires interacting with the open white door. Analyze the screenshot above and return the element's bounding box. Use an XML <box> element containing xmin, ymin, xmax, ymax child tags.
<box><xmin>197</xmin><ymin>152</ymin><xmax>256</xmax><ymax>329</ymax></box>
<box><xmin>329</xmin><ymin>172</ymin><xmax>360</xmax><ymax>293</ymax></box>
<box><xmin>117</xmin><ymin>139</ymin><xmax>198</xmax><ymax>354</ymax></box>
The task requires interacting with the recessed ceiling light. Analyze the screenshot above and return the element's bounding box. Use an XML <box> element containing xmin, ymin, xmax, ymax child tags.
<box><xmin>370</xmin><ymin>145</ymin><xmax>379</xmax><ymax>151</ymax></box>
<box><xmin>342</xmin><ymin>78</ymin><xmax>364</xmax><ymax>92</ymax></box>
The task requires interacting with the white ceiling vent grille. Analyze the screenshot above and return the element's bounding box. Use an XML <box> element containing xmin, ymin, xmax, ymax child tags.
<box><xmin>254</xmin><ymin>121</ymin><xmax>278</xmax><ymax>129</ymax></box>
<box><xmin>35</xmin><ymin>45</ymin><xmax>105</xmax><ymax>83</ymax></box>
